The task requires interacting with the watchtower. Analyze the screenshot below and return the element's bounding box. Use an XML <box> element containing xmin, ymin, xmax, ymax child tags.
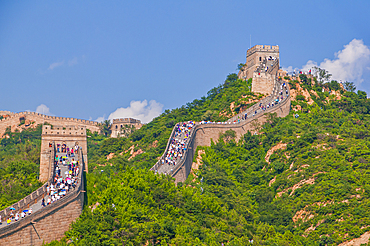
<box><xmin>39</xmin><ymin>125</ymin><xmax>88</xmax><ymax>182</ymax></box>
<box><xmin>110</xmin><ymin>118</ymin><xmax>142</xmax><ymax>138</ymax></box>
<box><xmin>244</xmin><ymin>45</ymin><xmax>279</xmax><ymax>79</ymax></box>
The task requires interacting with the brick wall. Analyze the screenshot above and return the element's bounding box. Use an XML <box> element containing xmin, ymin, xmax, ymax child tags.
<box><xmin>171</xmin><ymin>95</ymin><xmax>291</xmax><ymax>183</ymax></box>
<box><xmin>0</xmin><ymin>192</ymin><xmax>83</xmax><ymax>246</ymax></box>
<box><xmin>0</xmin><ymin>111</ymin><xmax>100</xmax><ymax>137</ymax></box>
<box><xmin>0</xmin><ymin>148</ymin><xmax>86</xmax><ymax>246</ymax></box>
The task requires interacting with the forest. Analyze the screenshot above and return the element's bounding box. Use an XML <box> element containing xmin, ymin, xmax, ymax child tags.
<box><xmin>1</xmin><ymin>71</ymin><xmax>370</xmax><ymax>245</ymax></box>
<box><xmin>0</xmin><ymin>125</ymin><xmax>43</xmax><ymax>210</ymax></box>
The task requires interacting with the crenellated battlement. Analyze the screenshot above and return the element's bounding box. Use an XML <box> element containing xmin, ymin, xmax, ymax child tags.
<box><xmin>246</xmin><ymin>44</ymin><xmax>279</xmax><ymax>56</ymax></box>
<box><xmin>111</xmin><ymin>118</ymin><xmax>143</xmax><ymax>138</ymax></box>
<box><xmin>0</xmin><ymin>111</ymin><xmax>100</xmax><ymax>137</ymax></box>
<box><xmin>42</xmin><ymin>125</ymin><xmax>86</xmax><ymax>136</ymax></box>
<box><xmin>112</xmin><ymin>118</ymin><xmax>141</xmax><ymax>124</ymax></box>
<box><xmin>0</xmin><ymin>111</ymin><xmax>99</xmax><ymax>126</ymax></box>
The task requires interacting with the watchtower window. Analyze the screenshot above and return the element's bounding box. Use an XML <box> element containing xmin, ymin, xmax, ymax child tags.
<box><xmin>259</xmin><ymin>57</ymin><xmax>261</xmax><ymax>61</ymax></box>
<box><xmin>115</xmin><ymin>125</ymin><xmax>118</xmax><ymax>129</ymax></box>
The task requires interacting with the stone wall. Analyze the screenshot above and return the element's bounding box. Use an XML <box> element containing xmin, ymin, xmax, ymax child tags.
<box><xmin>0</xmin><ymin>192</ymin><xmax>83</xmax><ymax>246</ymax></box>
<box><xmin>252</xmin><ymin>72</ymin><xmax>276</xmax><ymax>96</ymax></box>
<box><xmin>152</xmin><ymin>67</ymin><xmax>291</xmax><ymax>183</ymax></box>
<box><xmin>40</xmin><ymin>125</ymin><xmax>88</xmax><ymax>182</ymax></box>
<box><xmin>171</xmin><ymin>95</ymin><xmax>291</xmax><ymax>183</ymax></box>
<box><xmin>0</xmin><ymin>111</ymin><xmax>100</xmax><ymax>137</ymax></box>
<box><xmin>0</xmin><ymin>150</ymin><xmax>86</xmax><ymax>246</ymax></box>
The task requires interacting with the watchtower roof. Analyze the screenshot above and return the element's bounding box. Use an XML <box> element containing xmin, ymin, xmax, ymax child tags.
<box><xmin>112</xmin><ymin>118</ymin><xmax>141</xmax><ymax>124</ymax></box>
<box><xmin>247</xmin><ymin>44</ymin><xmax>279</xmax><ymax>57</ymax></box>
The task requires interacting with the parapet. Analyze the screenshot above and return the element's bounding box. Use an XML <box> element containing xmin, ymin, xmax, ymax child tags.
<box><xmin>112</xmin><ymin>118</ymin><xmax>141</xmax><ymax>124</ymax></box>
<box><xmin>42</xmin><ymin>125</ymin><xmax>86</xmax><ymax>136</ymax></box>
<box><xmin>247</xmin><ymin>44</ymin><xmax>279</xmax><ymax>56</ymax></box>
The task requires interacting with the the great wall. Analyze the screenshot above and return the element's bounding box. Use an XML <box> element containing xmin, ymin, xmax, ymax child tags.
<box><xmin>0</xmin><ymin>139</ymin><xmax>86</xmax><ymax>245</ymax></box>
<box><xmin>0</xmin><ymin>111</ymin><xmax>100</xmax><ymax>137</ymax></box>
<box><xmin>0</xmin><ymin>44</ymin><xmax>291</xmax><ymax>245</ymax></box>
<box><xmin>151</xmin><ymin>45</ymin><xmax>291</xmax><ymax>182</ymax></box>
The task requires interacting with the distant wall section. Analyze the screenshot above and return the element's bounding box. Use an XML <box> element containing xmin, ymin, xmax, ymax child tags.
<box><xmin>110</xmin><ymin>118</ymin><xmax>142</xmax><ymax>138</ymax></box>
<box><xmin>0</xmin><ymin>111</ymin><xmax>100</xmax><ymax>137</ymax></box>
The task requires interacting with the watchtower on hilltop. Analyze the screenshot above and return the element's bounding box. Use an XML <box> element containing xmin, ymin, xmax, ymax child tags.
<box><xmin>241</xmin><ymin>45</ymin><xmax>279</xmax><ymax>79</ymax></box>
<box><xmin>238</xmin><ymin>44</ymin><xmax>280</xmax><ymax>95</ymax></box>
<box><xmin>39</xmin><ymin>125</ymin><xmax>88</xmax><ymax>182</ymax></box>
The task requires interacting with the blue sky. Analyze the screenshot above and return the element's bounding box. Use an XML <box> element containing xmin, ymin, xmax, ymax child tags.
<box><xmin>1</xmin><ymin>1</ymin><xmax>369</xmax><ymax>122</ymax></box>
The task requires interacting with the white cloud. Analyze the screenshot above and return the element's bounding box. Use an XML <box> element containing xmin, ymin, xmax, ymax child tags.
<box><xmin>68</xmin><ymin>57</ymin><xmax>78</xmax><ymax>66</ymax></box>
<box><xmin>97</xmin><ymin>100</ymin><xmax>163</xmax><ymax>124</ymax></box>
<box><xmin>282</xmin><ymin>66</ymin><xmax>294</xmax><ymax>73</ymax></box>
<box><xmin>302</xmin><ymin>39</ymin><xmax>370</xmax><ymax>86</ymax></box>
<box><xmin>36</xmin><ymin>104</ymin><xmax>54</xmax><ymax>116</ymax></box>
<box><xmin>48</xmin><ymin>61</ymin><xmax>64</xmax><ymax>70</ymax></box>
<box><xmin>95</xmin><ymin>116</ymin><xmax>105</xmax><ymax>123</ymax></box>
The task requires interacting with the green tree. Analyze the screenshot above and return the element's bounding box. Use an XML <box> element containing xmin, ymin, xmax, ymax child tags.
<box><xmin>344</xmin><ymin>81</ymin><xmax>356</xmax><ymax>92</ymax></box>
<box><xmin>237</xmin><ymin>63</ymin><xmax>245</xmax><ymax>71</ymax></box>
<box><xmin>100</xmin><ymin>119</ymin><xmax>111</xmax><ymax>137</ymax></box>
<box><xmin>313</xmin><ymin>66</ymin><xmax>332</xmax><ymax>85</ymax></box>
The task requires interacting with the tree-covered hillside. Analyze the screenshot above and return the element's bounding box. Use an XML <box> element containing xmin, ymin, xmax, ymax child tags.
<box><xmin>47</xmin><ymin>74</ymin><xmax>370</xmax><ymax>245</ymax></box>
<box><xmin>0</xmin><ymin>125</ymin><xmax>43</xmax><ymax>210</ymax></box>
<box><xmin>86</xmin><ymin>75</ymin><xmax>258</xmax><ymax>172</ymax></box>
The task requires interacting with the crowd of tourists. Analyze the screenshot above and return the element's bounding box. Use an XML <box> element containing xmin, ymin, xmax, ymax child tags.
<box><xmin>43</xmin><ymin>144</ymin><xmax>80</xmax><ymax>206</ymax></box>
<box><xmin>262</xmin><ymin>56</ymin><xmax>278</xmax><ymax>72</ymax></box>
<box><xmin>156</xmin><ymin>81</ymin><xmax>289</xmax><ymax>173</ymax></box>
<box><xmin>159</xmin><ymin>121</ymin><xmax>194</xmax><ymax>171</ymax></box>
<box><xmin>0</xmin><ymin>144</ymin><xmax>81</xmax><ymax>227</ymax></box>
<box><xmin>200</xmin><ymin>82</ymin><xmax>288</xmax><ymax>125</ymax></box>
<box><xmin>0</xmin><ymin>208</ymin><xmax>33</xmax><ymax>226</ymax></box>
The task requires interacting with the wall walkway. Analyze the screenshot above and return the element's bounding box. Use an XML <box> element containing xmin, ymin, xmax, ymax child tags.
<box><xmin>151</xmin><ymin>78</ymin><xmax>291</xmax><ymax>183</ymax></box>
<box><xmin>0</xmin><ymin>146</ymin><xmax>86</xmax><ymax>245</ymax></box>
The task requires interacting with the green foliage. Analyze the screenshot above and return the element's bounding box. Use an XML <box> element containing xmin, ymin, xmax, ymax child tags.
<box><xmin>344</xmin><ymin>81</ymin><xmax>356</xmax><ymax>92</ymax></box>
<box><xmin>99</xmin><ymin>119</ymin><xmax>111</xmax><ymax>137</ymax></box>
<box><xmin>0</xmin><ymin>125</ymin><xmax>43</xmax><ymax>210</ymax></box>
<box><xmin>313</xmin><ymin>66</ymin><xmax>332</xmax><ymax>85</ymax></box>
<box><xmin>46</xmin><ymin>73</ymin><xmax>370</xmax><ymax>245</ymax></box>
<box><xmin>329</xmin><ymin>80</ymin><xmax>341</xmax><ymax>91</ymax></box>
<box><xmin>296</xmin><ymin>95</ymin><xmax>306</xmax><ymax>101</ymax></box>
<box><xmin>237</xmin><ymin>63</ymin><xmax>245</xmax><ymax>71</ymax></box>
<box><xmin>48</xmin><ymin>169</ymin><xmax>256</xmax><ymax>245</ymax></box>
<box><xmin>86</xmin><ymin>74</ymin><xmax>257</xmax><ymax>173</ymax></box>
